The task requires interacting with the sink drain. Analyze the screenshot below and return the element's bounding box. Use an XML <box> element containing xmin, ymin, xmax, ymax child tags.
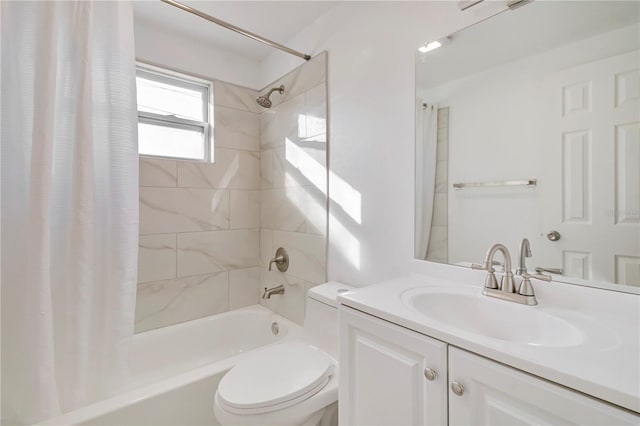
<box><xmin>271</xmin><ymin>322</ymin><xmax>279</xmax><ymax>335</ymax></box>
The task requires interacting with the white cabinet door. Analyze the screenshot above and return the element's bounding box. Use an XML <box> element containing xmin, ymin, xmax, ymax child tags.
<box><xmin>339</xmin><ymin>307</ymin><xmax>447</xmax><ymax>426</ymax></box>
<box><xmin>449</xmin><ymin>347</ymin><xmax>640</xmax><ymax>425</ymax></box>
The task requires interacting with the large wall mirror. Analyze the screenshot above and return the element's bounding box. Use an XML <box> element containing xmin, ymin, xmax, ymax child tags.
<box><xmin>415</xmin><ymin>1</ymin><xmax>639</xmax><ymax>293</ymax></box>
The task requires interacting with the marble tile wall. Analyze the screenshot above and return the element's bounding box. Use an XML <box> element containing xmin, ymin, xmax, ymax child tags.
<box><xmin>135</xmin><ymin>54</ymin><xmax>329</xmax><ymax>331</ymax></box>
<box><xmin>258</xmin><ymin>53</ymin><xmax>328</xmax><ymax>324</ymax></box>
<box><xmin>426</xmin><ymin>107</ymin><xmax>449</xmax><ymax>263</ymax></box>
<box><xmin>135</xmin><ymin>81</ymin><xmax>262</xmax><ymax>332</ymax></box>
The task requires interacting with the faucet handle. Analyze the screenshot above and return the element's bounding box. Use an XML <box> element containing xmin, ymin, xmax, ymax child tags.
<box><xmin>522</xmin><ymin>272</ymin><xmax>552</xmax><ymax>282</ymax></box>
<box><xmin>472</xmin><ymin>263</ymin><xmax>500</xmax><ymax>289</ymax></box>
<box><xmin>268</xmin><ymin>247</ymin><xmax>289</xmax><ymax>272</ymax></box>
<box><xmin>517</xmin><ymin>272</ymin><xmax>551</xmax><ymax>297</ymax></box>
<box><xmin>518</xmin><ymin>272</ymin><xmax>551</xmax><ymax>296</ymax></box>
<box><xmin>471</xmin><ymin>263</ymin><xmax>495</xmax><ymax>272</ymax></box>
<box><xmin>535</xmin><ymin>266</ymin><xmax>563</xmax><ymax>275</ymax></box>
<box><xmin>484</xmin><ymin>272</ymin><xmax>500</xmax><ymax>290</ymax></box>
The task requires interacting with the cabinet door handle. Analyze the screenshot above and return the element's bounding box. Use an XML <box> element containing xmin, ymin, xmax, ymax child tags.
<box><xmin>423</xmin><ymin>368</ymin><xmax>437</xmax><ymax>381</ymax></box>
<box><xmin>450</xmin><ymin>381</ymin><xmax>465</xmax><ymax>396</ymax></box>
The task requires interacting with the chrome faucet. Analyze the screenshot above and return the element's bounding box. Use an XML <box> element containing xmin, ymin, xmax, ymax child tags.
<box><xmin>262</xmin><ymin>284</ymin><xmax>285</xmax><ymax>299</ymax></box>
<box><xmin>515</xmin><ymin>238</ymin><xmax>531</xmax><ymax>275</ymax></box>
<box><xmin>472</xmin><ymin>243</ymin><xmax>516</xmax><ymax>293</ymax></box>
<box><xmin>473</xmin><ymin>243</ymin><xmax>551</xmax><ymax>305</ymax></box>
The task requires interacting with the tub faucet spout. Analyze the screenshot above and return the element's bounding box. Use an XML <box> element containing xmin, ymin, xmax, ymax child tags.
<box><xmin>262</xmin><ymin>285</ymin><xmax>285</xmax><ymax>299</ymax></box>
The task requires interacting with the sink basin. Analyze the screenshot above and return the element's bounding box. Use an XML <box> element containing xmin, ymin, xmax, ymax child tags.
<box><xmin>401</xmin><ymin>286</ymin><xmax>585</xmax><ymax>347</ymax></box>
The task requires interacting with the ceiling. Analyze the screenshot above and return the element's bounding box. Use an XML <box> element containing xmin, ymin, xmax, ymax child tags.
<box><xmin>133</xmin><ymin>1</ymin><xmax>339</xmax><ymax>61</ymax></box>
<box><xmin>416</xmin><ymin>1</ymin><xmax>640</xmax><ymax>90</ymax></box>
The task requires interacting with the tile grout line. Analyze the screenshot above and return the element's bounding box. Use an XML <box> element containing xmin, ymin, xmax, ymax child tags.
<box><xmin>138</xmin><ymin>266</ymin><xmax>261</xmax><ymax>287</ymax></box>
<box><xmin>175</xmin><ymin>232</ymin><xmax>178</xmax><ymax>280</ymax></box>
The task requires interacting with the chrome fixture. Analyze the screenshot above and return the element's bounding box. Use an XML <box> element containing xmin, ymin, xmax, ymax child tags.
<box><xmin>452</xmin><ymin>179</ymin><xmax>536</xmax><ymax>189</ymax></box>
<box><xmin>424</xmin><ymin>368</ymin><xmax>437</xmax><ymax>381</ymax></box>
<box><xmin>257</xmin><ymin>85</ymin><xmax>285</xmax><ymax>108</ymax></box>
<box><xmin>472</xmin><ymin>243</ymin><xmax>515</xmax><ymax>292</ymax></box>
<box><xmin>473</xmin><ymin>243</ymin><xmax>551</xmax><ymax>305</ymax></box>
<box><xmin>458</xmin><ymin>0</ymin><xmax>485</xmax><ymax>11</ymax></box>
<box><xmin>507</xmin><ymin>0</ymin><xmax>534</xmax><ymax>10</ymax></box>
<box><xmin>536</xmin><ymin>266</ymin><xmax>563</xmax><ymax>275</ymax></box>
<box><xmin>458</xmin><ymin>0</ymin><xmax>533</xmax><ymax>12</ymax></box>
<box><xmin>546</xmin><ymin>230</ymin><xmax>561</xmax><ymax>241</ymax></box>
<box><xmin>268</xmin><ymin>247</ymin><xmax>289</xmax><ymax>272</ymax></box>
<box><xmin>262</xmin><ymin>284</ymin><xmax>285</xmax><ymax>299</ymax></box>
<box><xmin>451</xmin><ymin>381</ymin><xmax>465</xmax><ymax>396</ymax></box>
<box><xmin>517</xmin><ymin>271</ymin><xmax>551</xmax><ymax>301</ymax></box>
<box><xmin>515</xmin><ymin>238</ymin><xmax>531</xmax><ymax>275</ymax></box>
<box><xmin>160</xmin><ymin>0</ymin><xmax>311</xmax><ymax>61</ymax></box>
<box><xmin>271</xmin><ymin>322</ymin><xmax>280</xmax><ymax>335</ymax></box>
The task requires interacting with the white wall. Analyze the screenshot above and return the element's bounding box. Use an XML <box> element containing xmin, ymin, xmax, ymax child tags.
<box><xmin>258</xmin><ymin>2</ymin><xmax>508</xmax><ymax>286</ymax></box>
<box><xmin>134</xmin><ymin>17</ymin><xmax>260</xmax><ymax>88</ymax></box>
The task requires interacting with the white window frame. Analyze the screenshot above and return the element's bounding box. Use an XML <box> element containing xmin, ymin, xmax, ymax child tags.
<box><xmin>136</xmin><ymin>62</ymin><xmax>214</xmax><ymax>162</ymax></box>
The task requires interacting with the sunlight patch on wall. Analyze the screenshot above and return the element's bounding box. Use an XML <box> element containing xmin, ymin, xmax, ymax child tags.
<box><xmin>329</xmin><ymin>212</ymin><xmax>361</xmax><ymax>271</ymax></box>
<box><xmin>285</xmin><ymin>137</ymin><xmax>361</xmax><ymax>225</ymax></box>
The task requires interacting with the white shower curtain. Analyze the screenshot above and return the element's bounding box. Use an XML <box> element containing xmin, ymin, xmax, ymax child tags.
<box><xmin>414</xmin><ymin>100</ymin><xmax>438</xmax><ymax>260</ymax></box>
<box><xmin>1</xmin><ymin>1</ymin><xmax>139</xmax><ymax>423</ymax></box>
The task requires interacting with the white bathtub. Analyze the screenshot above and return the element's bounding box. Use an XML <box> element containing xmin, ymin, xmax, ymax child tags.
<box><xmin>37</xmin><ymin>305</ymin><xmax>301</xmax><ymax>425</ymax></box>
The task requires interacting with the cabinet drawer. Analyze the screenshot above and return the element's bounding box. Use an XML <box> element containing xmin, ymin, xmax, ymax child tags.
<box><xmin>449</xmin><ymin>347</ymin><xmax>639</xmax><ymax>425</ymax></box>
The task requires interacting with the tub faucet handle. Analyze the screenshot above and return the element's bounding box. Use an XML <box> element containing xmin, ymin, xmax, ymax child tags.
<box><xmin>268</xmin><ymin>247</ymin><xmax>289</xmax><ymax>272</ymax></box>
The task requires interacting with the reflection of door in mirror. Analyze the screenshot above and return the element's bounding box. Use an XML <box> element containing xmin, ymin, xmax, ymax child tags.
<box><xmin>540</xmin><ymin>50</ymin><xmax>639</xmax><ymax>286</ymax></box>
<box><xmin>414</xmin><ymin>1</ymin><xmax>640</xmax><ymax>292</ymax></box>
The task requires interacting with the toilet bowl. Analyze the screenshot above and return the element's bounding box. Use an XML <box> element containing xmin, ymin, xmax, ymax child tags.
<box><xmin>213</xmin><ymin>282</ymin><xmax>354</xmax><ymax>426</ymax></box>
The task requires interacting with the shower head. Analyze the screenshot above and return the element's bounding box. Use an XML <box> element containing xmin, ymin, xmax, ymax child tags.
<box><xmin>257</xmin><ymin>85</ymin><xmax>285</xmax><ymax>108</ymax></box>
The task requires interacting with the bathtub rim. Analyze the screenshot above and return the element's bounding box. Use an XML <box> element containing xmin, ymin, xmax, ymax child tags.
<box><xmin>133</xmin><ymin>303</ymin><xmax>297</xmax><ymax>338</ymax></box>
<box><xmin>34</xmin><ymin>305</ymin><xmax>302</xmax><ymax>426</ymax></box>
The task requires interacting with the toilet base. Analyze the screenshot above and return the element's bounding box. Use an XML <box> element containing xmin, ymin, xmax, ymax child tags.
<box><xmin>317</xmin><ymin>402</ymin><xmax>338</xmax><ymax>426</ymax></box>
<box><xmin>214</xmin><ymin>403</ymin><xmax>330</xmax><ymax>426</ymax></box>
<box><xmin>214</xmin><ymin>392</ymin><xmax>338</xmax><ymax>426</ymax></box>
<box><xmin>299</xmin><ymin>402</ymin><xmax>337</xmax><ymax>426</ymax></box>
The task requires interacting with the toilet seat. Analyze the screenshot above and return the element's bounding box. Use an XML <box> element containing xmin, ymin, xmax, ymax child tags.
<box><xmin>216</xmin><ymin>342</ymin><xmax>334</xmax><ymax>415</ymax></box>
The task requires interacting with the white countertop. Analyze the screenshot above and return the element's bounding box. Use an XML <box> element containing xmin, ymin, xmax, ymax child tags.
<box><xmin>338</xmin><ymin>272</ymin><xmax>640</xmax><ymax>413</ymax></box>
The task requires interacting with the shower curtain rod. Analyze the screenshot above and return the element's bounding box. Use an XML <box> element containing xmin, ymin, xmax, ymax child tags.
<box><xmin>160</xmin><ymin>0</ymin><xmax>311</xmax><ymax>61</ymax></box>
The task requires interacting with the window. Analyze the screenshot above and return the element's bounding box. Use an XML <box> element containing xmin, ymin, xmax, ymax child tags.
<box><xmin>136</xmin><ymin>63</ymin><xmax>213</xmax><ymax>161</ymax></box>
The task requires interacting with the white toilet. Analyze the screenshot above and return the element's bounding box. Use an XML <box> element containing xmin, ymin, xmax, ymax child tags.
<box><xmin>213</xmin><ymin>282</ymin><xmax>353</xmax><ymax>426</ymax></box>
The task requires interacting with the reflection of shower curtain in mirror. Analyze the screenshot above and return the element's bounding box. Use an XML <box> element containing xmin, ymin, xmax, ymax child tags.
<box><xmin>415</xmin><ymin>100</ymin><xmax>438</xmax><ymax>260</ymax></box>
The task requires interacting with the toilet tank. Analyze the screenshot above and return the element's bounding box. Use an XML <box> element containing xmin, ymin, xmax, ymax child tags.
<box><xmin>304</xmin><ymin>282</ymin><xmax>355</xmax><ymax>359</ymax></box>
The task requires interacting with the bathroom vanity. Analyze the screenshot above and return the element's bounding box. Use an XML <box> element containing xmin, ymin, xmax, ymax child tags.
<box><xmin>338</xmin><ymin>273</ymin><xmax>640</xmax><ymax>425</ymax></box>
<box><xmin>400</xmin><ymin>1</ymin><xmax>640</xmax><ymax>419</ymax></box>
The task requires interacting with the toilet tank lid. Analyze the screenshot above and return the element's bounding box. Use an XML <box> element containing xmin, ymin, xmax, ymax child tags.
<box><xmin>308</xmin><ymin>281</ymin><xmax>356</xmax><ymax>308</ymax></box>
